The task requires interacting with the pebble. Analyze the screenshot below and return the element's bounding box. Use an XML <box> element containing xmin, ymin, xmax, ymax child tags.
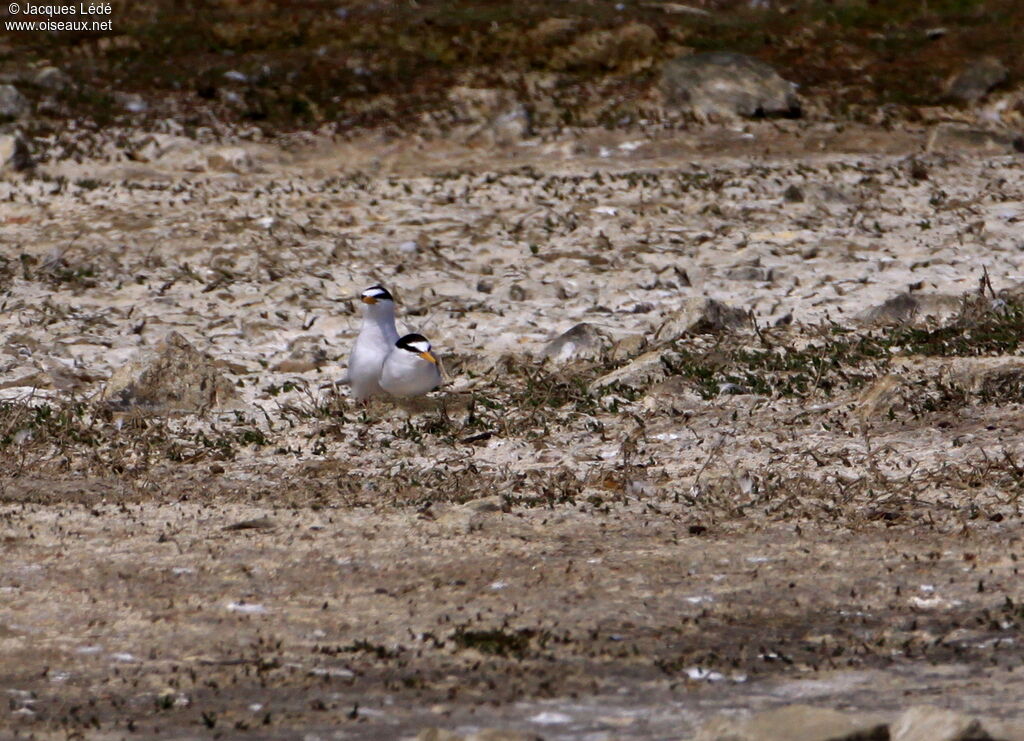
<box><xmin>0</xmin><ymin>84</ymin><xmax>30</xmax><ymax>118</ymax></box>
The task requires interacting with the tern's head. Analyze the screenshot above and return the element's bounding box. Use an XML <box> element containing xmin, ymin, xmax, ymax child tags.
<box><xmin>395</xmin><ymin>333</ymin><xmax>436</xmax><ymax>364</ymax></box>
<box><xmin>361</xmin><ymin>284</ymin><xmax>394</xmax><ymax>305</ymax></box>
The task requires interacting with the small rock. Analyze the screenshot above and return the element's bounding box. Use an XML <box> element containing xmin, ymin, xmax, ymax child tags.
<box><xmin>696</xmin><ymin>704</ymin><xmax>888</xmax><ymax>741</ymax></box>
<box><xmin>783</xmin><ymin>184</ymin><xmax>804</xmax><ymax>202</ymax></box>
<box><xmin>0</xmin><ymin>84</ymin><xmax>30</xmax><ymax>118</ymax></box>
<box><xmin>609</xmin><ymin>333</ymin><xmax>648</xmax><ymax>362</ymax></box>
<box><xmin>417</xmin><ymin>730</ymin><xmax>464</xmax><ymax>741</ymax></box>
<box><xmin>807</xmin><ymin>183</ymin><xmax>854</xmax><ymax>204</ymax></box>
<box><xmin>642</xmin><ymin>376</ymin><xmax>706</xmax><ymax>414</ymax></box>
<box><xmin>101</xmin><ymin>331</ymin><xmax>241</xmax><ymax>413</ymax></box>
<box><xmin>926</xmin><ymin>124</ymin><xmax>1021</xmax><ymax>154</ymax></box>
<box><xmin>945</xmin><ymin>57</ymin><xmax>1007</xmax><ymax>103</ymax></box>
<box><xmin>661</xmin><ymin>52</ymin><xmax>801</xmax><ymax>119</ymax></box>
<box><xmin>0</xmin><ymin>367</ymin><xmax>47</xmax><ymax>390</ymax></box>
<box><xmin>541</xmin><ymin>323</ymin><xmax>610</xmax><ymax>364</ymax></box>
<box><xmin>44</xmin><ymin>361</ymin><xmax>100</xmax><ymax>392</ymax></box>
<box><xmin>206</xmin><ymin>147</ymin><xmax>253</xmax><ymax>173</ymax></box>
<box><xmin>125</xmin><ymin>132</ymin><xmax>195</xmax><ymax>164</ymax></box>
<box><xmin>448</xmin><ymin>87</ymin><xmax>510</xmax><ymax>123</ymax></box>
<box><xmin>0</xmin><ymin>133</ymin><xmax>33</xmax><ymax>172</ymax></box>
<box><xmin>550</xmin><ymin>22</ymin><xmax>657</xmax><ymax>71</ymax></box>
<box><xmin>462</xmin><ymin>496</ymin><xmax>504</xmax><ymax>513</ymax></box>
<box><xmin>590</xmin><ymin>349</ymin><xmax>668</xmax><ymax>392</ymax></box>
<box><xmin>485</xmin><ymin>104</ymin><xmax>532</xmax><ymax>146</ymax></box>
<box><xmin>650</xmin><ymin>2</ymin><xmax>712</xmax><ymax>15</ymax></box>
<box><xmin>223</xmin><ymin>517</ymin><xmax>275</xmax><ymax>531</ymax></box>
<box><xmin>270</xmin><ymin>359</ymin><xmax>319</xmax><ymax>374</ymax></box>
<box><xmin>984</xmin><ymin>718</ymin><xmax>1024</xmax><ymax>740</ymax></box>
<box><xmin>724</xmin><ymin>266</ymin><xmax>775</xmax><ymax>282</ymax></box>
<box><xmin>861</xmin><ymin>293</ymin><xmax>919</xmax><ymax>325</ymax></box>
<box><xmin>907</xmin><ymin>158</ymin><xmax>929</xmax><ymax>181</ymax></box>
<box><xmin>855</xmin><ymin>374</ymin><xmax>908</xmax><ymax>422</ymax></box>
<box><xmin>999</xmin><ymin>282</ymin><xmax>1024</xmax><ymax>304</ymax></box>
<box><xmin>33</xmin><ymin>66</ymin><xmax>69</xmax><ymax>92</ymax></box>
<box><xmin>527</xmin><ymin>17</ymin><xmax>579</xmax><ymax>46</ymax></box>
<box><xmin>948</xmin><ymin>356</ymin><xmax>1024</xmax><ymax>398</ymax></box>
<box><xmin>271</xmin><ymin>335</ymin><xmax>328</xmax><ymax>373</ymax></box>
<box><xmin>654</xmin><ymin>297</ymin><xmax>749</xmax><ymax>343</ymax></box>
<box><xmin>432</xmin><ymin>498</ymin><xmax>503</xmax><ymax>535</ymax></box>
<box><xmin>113</xmin><ymin>92</ymin><xmax>148</xmax><ymax>113</ymax></box>
<box><xmin>449</xmin><ymin>87</ymin><xmax>532</xmax><ymax>145</ymax></box>
<box><xmin>417</xmin><ymin>731</ymin><xmax>543</xmax><ymax>741</ymax></box>
<box><xmin>717</xmin><ymin>382</ymin><xmax>749</xmax><ymax>395</ymax></box>
<box><xmin>891</xmin><ymin>705</ymin><xmax>994</xmax><ymax>741</ymax></box>
<box><xmin>469</xmin><ymin>731</ymin><xmax>544</xmax><ymax>741</ymax></box>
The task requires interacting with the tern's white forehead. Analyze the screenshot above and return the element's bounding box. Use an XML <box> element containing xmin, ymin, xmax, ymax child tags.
<box><xmin>362</xmin><ymin>285</ymin><xmax>393</xmax><ymax>301</ymax></box>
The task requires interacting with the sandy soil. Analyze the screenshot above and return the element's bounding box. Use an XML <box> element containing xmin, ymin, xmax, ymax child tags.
<box><xmin>3</xmin><ymin>121</ymin><xmax>1024</xmax><ymax>738</ymax></box>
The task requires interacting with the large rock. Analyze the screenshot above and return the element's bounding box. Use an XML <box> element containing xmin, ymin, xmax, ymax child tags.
<box><xmin>541</xmin><ymin>323</ymin><xmax>610</xmax><ymax>364</ymax></box>
<box><xmin>653</xmin><ymin>297</ymin><xmax>749</xmax><ymax>343</ymax></box>
<box><xmin>861</xmin><ymin>293</ymin><xmax>920</xmax><ymax>325</ymax></box>
<box><xmin>0</xmin><ymin>84</ymin><xmax>30</xmax><ymax>118</ymax></box>
<box><xmin>448</xmin><ymin>87</ymin><xmax>532</xmax><ymax>146</ymax></box>
<box><xmin>100</xmin><ymin>331</ymin><xmax>240</xmax><ymax>413</ymax></box>
<box><xmin>859</xmin><ymin>292</ymin><xmax>961</xmax><ymax>326</ymax></box>
<box><xmin>0</xmin><ymin>133</ymin><xmax>33</xmax><ymax>172</ymax></box>
<box><xmin>945</xmin><ymin>57</ymin><xmax>1007</xmax><ymax>103</ymax></box>
<box><xmin>696</xmin><ymin>704</ymin><xmax>888</xmax><ymax>741</ymax></box>
<box><xmin>661</xmin><ymin>52</ymin><xmax>801</xmax><ymax>119</ymax></box>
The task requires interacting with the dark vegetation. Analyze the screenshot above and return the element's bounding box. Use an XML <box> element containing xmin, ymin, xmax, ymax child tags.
<box><xmin>2</xmin><ymin>0</ymin><xmax>1021</xmax><ymax>134</ymax></box>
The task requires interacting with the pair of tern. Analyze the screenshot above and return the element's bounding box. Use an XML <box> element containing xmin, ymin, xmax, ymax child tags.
<box><xmin>347</xmin><ymin>284</ymin><xmax>442</xmax><ymax>401</ymax></box>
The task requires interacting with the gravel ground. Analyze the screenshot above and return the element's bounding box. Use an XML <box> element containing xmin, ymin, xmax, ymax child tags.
<box><xmin>3</xmin><ymin>122</ymin><xmax>1024</xmax><ymax>738</ymax></box>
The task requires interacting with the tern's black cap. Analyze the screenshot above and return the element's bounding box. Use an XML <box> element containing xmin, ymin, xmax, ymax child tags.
<box><xmin>396</xmin><ymin>333</ymin><xmax>431</xmax><ymax>353</ymax></box>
